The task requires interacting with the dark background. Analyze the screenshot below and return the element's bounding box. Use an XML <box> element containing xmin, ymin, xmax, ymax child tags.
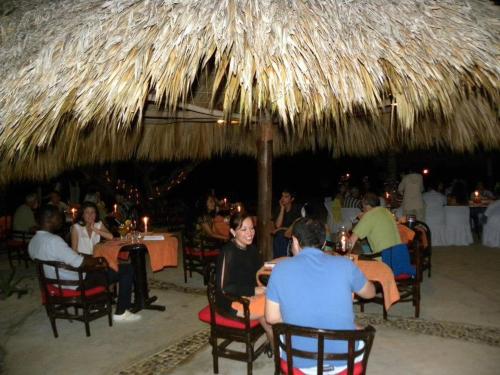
<box><xmin>1</xmin><ymin>148</ymin><xmax>498</xmax><ymax>218</ymax></box>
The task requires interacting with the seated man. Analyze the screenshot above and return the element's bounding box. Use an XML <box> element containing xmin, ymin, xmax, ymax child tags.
<box><xmin>266</xmin><ymin>218</ymin><xmax>375</xmax><ymax>374</ymax></box>
<box><xmin>272</xmin><ymin>189</ymin><xmax>301</xmax><ymax>258</ymax></box>
<box><xmin>28</xmin><ymin>205</ymin><xmax>140</xmax><ymax>322</ymax></box>
<box><xmin>343</xmin><ymin>186</ymin><xmax>363</xmax><ymax>210</ymax></box>
<box><xmin>13</xmin><ymin>193</ymin><xmax>39</xmax><ymax>238</ymax></box>
<box><xmin>349</xmin><ymin>193</ymin><xmax>415</xmax><ymax>277</ymax></box>
<box><xmin>47</xmin><ymin>190</ymin><xmax>69</xmax><ymax>213</ymax></box>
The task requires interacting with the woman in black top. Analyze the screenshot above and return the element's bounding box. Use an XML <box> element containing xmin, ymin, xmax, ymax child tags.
<box><xmin>215</xmin><ymin>212</ymin><xmax>273</xmax><ymax>344</ymax></box>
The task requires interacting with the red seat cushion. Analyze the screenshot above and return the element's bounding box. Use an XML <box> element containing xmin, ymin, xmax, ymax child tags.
<box><xmin>185</xmin><ymin>247</ymin><xmax>219</xmax><ymax>257</ymax></box>
<box><xmin>395</xmin><ymin>273</ymin><xmax>412</xmax><ymax>281</ymax></box>
<box><xmin>198</xmin><ymin>305</ymin><xmax>260</xmax><ymax>329</ymax></box>
<box><xmin>46</xmin><ymin>284</ymin><xmax>106</xmax><ymax>298</ymax></box>
<box><xmin>280</xmin><ymin>359</ymin><xmax>364</xmax><ymax>375</ymax></box>
<box><xmin>6</xmin><ymin>239</ymin><xmax>26</xmax><ymax>248</ymax></box>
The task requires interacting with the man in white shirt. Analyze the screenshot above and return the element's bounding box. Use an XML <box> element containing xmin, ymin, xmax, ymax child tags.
<box><xmin>29</xmin><ymin>205</ymin><xmax>140</xmax><ymax>322</ymax></box>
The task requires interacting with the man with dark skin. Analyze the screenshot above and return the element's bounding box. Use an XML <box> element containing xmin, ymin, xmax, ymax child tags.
<box><xmin>29</xmin><ymin>205</ymin><xmax>140</xmax><ymax>322</ymax></box>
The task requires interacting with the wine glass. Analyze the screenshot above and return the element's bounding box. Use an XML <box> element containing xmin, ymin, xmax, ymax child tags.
<box><xmin>118</xmin><ymin>224</ymin><xmax>128</xmax><ymax>240</ymax></box>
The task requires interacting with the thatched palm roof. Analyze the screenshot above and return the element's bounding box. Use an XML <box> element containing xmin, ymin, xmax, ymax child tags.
<box><xmin>0</xmin><ymin>0</ymin><xmax>498</xmax><ymax>182</ymax></box>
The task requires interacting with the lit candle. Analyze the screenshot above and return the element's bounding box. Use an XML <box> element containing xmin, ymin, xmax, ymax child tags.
<box><xmin>385</xmin><ymin>192</ymin><xmax>390</xmax><ymax>199</ymax></box>
<box><xmin>143</xmin><ymin>217</ymin><xmax>149</xmax><ymax>233</ymax></box>
<box><xmin>113</xmin><ymin>204</ymin><xmax>117</xmax><ymax>214</ymax></box>
<box><xmin>237</xmin><ymin>204</ymin><xmax>241</xmax><ymax>212</ymax></box>
<box><xmin>223</xmin><ymin>198</ymin><xmax>227</xmax><ymax>205</ymax></box>
<box><xmin>71</xmin><ymin>208</ymin><xmax>76</xmax><ymax>219</ymax></box>
<box><xmin>474</xmin><ymin>191</ymin><xmax>479</xmax><ymax>198</ymax></box>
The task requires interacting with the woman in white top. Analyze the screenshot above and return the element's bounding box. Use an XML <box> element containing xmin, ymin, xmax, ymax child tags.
<box><xmin>71</xmin><ymin>202</ymin><xmax>113</xmax><ymax>255</ymax></box>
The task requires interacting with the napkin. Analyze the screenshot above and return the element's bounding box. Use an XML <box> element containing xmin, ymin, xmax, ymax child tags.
<box><xmin>144</xmin><ymin>235</ymin><xmax>165</xmax><ymax>241</ymax></box>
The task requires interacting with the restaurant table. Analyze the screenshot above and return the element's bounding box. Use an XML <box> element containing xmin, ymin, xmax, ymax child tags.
<box><xmin>255</xmin><ymin>254</ymin><xmax>400</xmax><ymax>312</ymax></box>
<box><xmin>469</xmin><ymin>200</ymin><xmax>495</xmax><ymax>238</ymax></box>
<box><xmin>94</xmin><ymin>234</ymin><xmax>178</xmax><ymax>312</ymax></box>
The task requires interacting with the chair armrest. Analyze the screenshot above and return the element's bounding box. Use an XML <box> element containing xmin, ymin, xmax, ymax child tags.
<box><xmin>221</xmin><ymin>291</ymin><xmax>253</xmax><ymax>323</ymax></box>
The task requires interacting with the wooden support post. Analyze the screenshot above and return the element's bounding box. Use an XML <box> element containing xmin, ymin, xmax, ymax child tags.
<box><xmin>257</xmin><ymin>116</ymin><xmax>273</xmax><ymax>261</ymax></box>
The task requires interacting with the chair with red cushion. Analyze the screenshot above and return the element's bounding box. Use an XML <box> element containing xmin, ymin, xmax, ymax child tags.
<box><xmin>34</xmin><ymin>259</ymin><xmax>113</xmax><ymax>338</ymax></box>
<box><xmin>272</xmin><ymin>323</ymin><xmax>376</xmax><ymax>375</ymax></box>
<box><xmin>413</xmin><ymin>220</ymin><xmax>432</xmax><ymax>278</ymax></box>
<box><xmin>198</xmin><ymin>265</ymin><xmax>267</xmax><ymax>375</ymax></box>
<box><xmin>182</xmin><ymin>233</ymin><xmax>221</xmax><ymax>284</ymax></box>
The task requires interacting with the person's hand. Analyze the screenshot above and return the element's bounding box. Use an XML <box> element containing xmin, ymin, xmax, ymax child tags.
<box><xmin>95</xmin><ymin>256</ymin><xmax>107</xmax><ymax>269</ymax></box>
<box><xmin>279</xmin><ymin>197</ymin><xmax>286</xmax><ymax>209</ymax></box>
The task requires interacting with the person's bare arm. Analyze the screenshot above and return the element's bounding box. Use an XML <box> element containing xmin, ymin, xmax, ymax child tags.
<box><xmin>93</xmin><ymin>223</ymin><xmax>113</xmax><ymax>240</ymax></box>
<box><xmin>80</xmin><ymin>255</ymin><xmax>107</xmax><ymax>270</ymax></box>
<box><xmin>356</xmin><ymin>280</ymin><xmax>375</xmax><ymax>299</ymax></box>
<box><xmin>274</xmin><ymin>204</ymin><xmax>285</xmax><ymax>229</ymax></box>
<box><xmin>348</xmin><ymin>233</ymin><xmax>359</xmax><ymax>248</ymax></box>
<box><xmin>265</xmin><ymin>299</ymin><xmax>283</xmax><ymax>325</ymax></box>
<box><xmin>70</xmin><ymin>226</ymin><xmax>79</xmax><ymax>252</ymax></box>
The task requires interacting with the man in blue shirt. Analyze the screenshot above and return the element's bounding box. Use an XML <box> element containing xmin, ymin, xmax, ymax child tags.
<box><xmin>265</xmin><ymin>218</ymin><xmax>375</xmax><ymax>373</ymax></box>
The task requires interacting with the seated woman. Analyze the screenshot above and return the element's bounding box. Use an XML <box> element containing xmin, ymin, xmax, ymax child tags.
<box><xmin>192</xmin><ymin>194</ymin><xmax>229</xmax><ymax>248</ymax></box>
<box><xmin>215</xmin><ymin>212</ymin><xmax>273</xmax><ymax>348</ymax></box>
<box><xmin>71</xmin><ymin>201</ymin><xmax>113</xmax><ymax>255</ymax></box>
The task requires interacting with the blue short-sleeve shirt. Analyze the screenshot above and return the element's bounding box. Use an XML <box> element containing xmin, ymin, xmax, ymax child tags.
<box><xmin>266</xmin><ymin>247</ymin><xmax>367</xmax><ymax>369</ymax></box>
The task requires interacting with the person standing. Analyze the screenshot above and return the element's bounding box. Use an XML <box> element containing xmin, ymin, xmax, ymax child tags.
<box><xmin>266</xmin><ymin>218</ymin><xmax>375</xmax><ymax>373</ymax></box>
<box><xmin>398</xmin><ymin>169</ymin><xmax>425</xmax><ymax>221</ymax></box>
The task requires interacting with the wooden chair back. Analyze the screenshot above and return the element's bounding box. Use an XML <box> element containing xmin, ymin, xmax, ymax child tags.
<box><xmin>272</xmin><ymin>323</ymin><xmax>376</xmax><ymax>375</ymax></box>
<box><xmin>34</xmin><ymin>259</ymin><xmax>112</xmax><ymax>337</ymax></box>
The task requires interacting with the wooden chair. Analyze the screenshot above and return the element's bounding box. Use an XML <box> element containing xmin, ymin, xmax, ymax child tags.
<box><xmin>358</xmin><ymin>240</ymin><xmax>422</xmax><ymax>319</ymax></box>
<box><xmin>0</xmin><ymin>215</ymin><xmax>12</xmax><ymax>242</ymax></box>
<box><xmin>198</xmin><ymin>265</ymin><xmax>267</xmax><ymax>375</ymax></box>
<box><xmin>272</xmin><ymin>323</ymin><xmax>376</xmax><ymax>375</ymax></box>
<box><xmin>413</xmin><ymin>220</ymin><xmax>432</xmax><ymax>278</ymax></box>
<box><xmin>7</xmin><ymin>230</ymin><xmax>32</xmax><ymax>269</ymax></box>
<box><xmin>182</xmin><ymin>234</ymin><xmax>221</xmax><ymax>284</ymax></box>
<box><xmin>34</xmin><ymin>259</ymin><xmax>113</xmax><ymax>338</ymax></box>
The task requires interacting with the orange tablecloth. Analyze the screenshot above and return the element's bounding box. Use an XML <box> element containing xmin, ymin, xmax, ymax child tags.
<box><xmin>356</xmin><ymin>259</ymin><xmax>400</xmax><ymax>310</ymax></box>
<box><xmin>244</xmin><ymin>255</ymin><xmax>400</xmax><ymax>316</ymax></box>
<box><xmin>94</xmin><ymin>234</ymin><xmax>178</xmax><ymax>272</ymax></box>
<box><xmin>213</xmin><ymin>216</ymin><xmax>230</xmax><ymax>238</ymax></box>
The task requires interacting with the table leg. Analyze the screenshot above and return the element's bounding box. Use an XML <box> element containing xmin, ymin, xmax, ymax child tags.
<box><xmin>129</xmin><ymin>245</ymin><xmax>165</xmax><ymax>312</ymax></box>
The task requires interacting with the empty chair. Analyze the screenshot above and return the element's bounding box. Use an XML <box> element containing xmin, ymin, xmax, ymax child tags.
<box><xmin>444</xmin><ymin>206</ymin><xmax>473</xmax><ymax>246</ymax></box>
<box><xmin>272</xmin><ymin>323</ymin><xmax>376</xmax><ymax>375</ymax></box>
<box><xmin>483</xmin><ymin>201</ymin><xmax>500</xmax><ymax>248</ymax></box>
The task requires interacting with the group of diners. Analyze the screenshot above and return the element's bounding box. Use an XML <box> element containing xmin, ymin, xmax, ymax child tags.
<box><xmin>27</xmin><ymin>202</ymin><xmax>141</xmax><ymax>322</ymax></box>
<box><xmin>213</xmin><ymin>188</ymin><xmax>420</xmax><ymax>373</ymax></box>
